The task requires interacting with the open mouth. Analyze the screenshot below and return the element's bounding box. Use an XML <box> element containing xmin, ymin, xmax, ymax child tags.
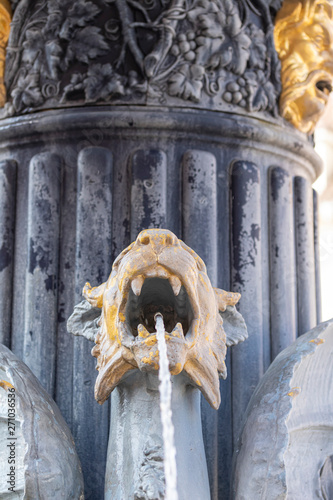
<box><xmin>316</xmin><ymin>80</ymin><xmax>332</xmax><ymax>97</ymax></box>
<box><xmin>124</xmin><ymin>276</ymin><xmax>194</xmax><ymax>338</ymax></box>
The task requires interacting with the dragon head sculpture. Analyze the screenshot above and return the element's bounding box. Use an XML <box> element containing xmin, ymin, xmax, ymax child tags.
<box><xmin>68</xmin><ymin>229</ymin><xmax>247</xmax><ymax>410</ymax></box>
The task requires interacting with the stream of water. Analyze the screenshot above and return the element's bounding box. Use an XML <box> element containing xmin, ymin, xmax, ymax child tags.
<box><xmin>155</xmin><ymin>313</ymin><xmax>179</xmax><ymax>500</ymax></box>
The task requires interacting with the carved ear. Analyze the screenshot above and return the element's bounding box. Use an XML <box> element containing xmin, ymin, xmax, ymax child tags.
<box><xmin>214</xmin><ymin>287</ymin><xmax>241</xmax><ymax>312</ymax></box>
<box><xmin>221</xmin><ymin>305</ymin><xmax>248</xmax><ymax>347</ymax></box>
<box><xmin>83</xmin><ymin>281</ymin><xmax>106</xmax><ymax>308</ymax></box>
<box><xmin>213</xmin><ymin>287</ymin><xmax>247</xmax><ymax>346</ymax></box>
<box><xmin>67</xmin><ymin>299</ymin><xmax>102</xmax><ymax>342</ymax></box>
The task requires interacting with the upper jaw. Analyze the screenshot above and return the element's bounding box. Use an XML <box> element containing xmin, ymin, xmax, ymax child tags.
<box><xmin>118</xmin><ymin>264</ymin><xmax>199</xmax><ymax>345</ymax></box>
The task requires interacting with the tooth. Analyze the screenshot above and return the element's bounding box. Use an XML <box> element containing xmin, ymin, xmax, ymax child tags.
<box><xmin>169</xmin><ymin>276</ymin><xmax>181</xmax><ymax>296</ymax></box>
<box><xmin>131</xmin><ymin>276</ymin><xmax>144</xmax><ymax>296</ymax></box>
<box><xmin>172</xmin><ymin>322</ymin><xmax>184</xmax><ymax>339</ymax></box>
<box><xmin>138</xmin><ymin>324</ymin><xmax>150</xmax><ymax>338</ymax></box>
<box><xmin>157</xmin><ymin>268</ymin><xmax>169</xmax><ymax>278</ymax></box>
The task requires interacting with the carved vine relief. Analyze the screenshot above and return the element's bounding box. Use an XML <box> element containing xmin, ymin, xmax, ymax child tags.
<box><xmin>4</xmin><ymin>0</ymin><xmax>282</xmax><ymax>116</ymax></box>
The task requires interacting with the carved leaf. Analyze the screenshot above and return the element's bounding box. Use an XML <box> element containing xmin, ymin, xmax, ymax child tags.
<box><xmin>48</xmin><ymin>0</ymin><xmax>72</xmax><ymax>10</ymax></box>
<box><xmin>253</xmin><ymin>80</ymin><xmax>277</xmax><ymax>112</ymax></box>
<box><xmin>60</xmin><ymin>1</ymin><xmax>101</xmax><ymax>40</ymax></box>
<box><xmin>11</xmin><ymin>74</ymin><xmax>43</xmax><ymax>112</ymax></box>
<box><xmin>22</xmin><ymin>29</ymin><xmax>46</xmax><ymax>65</ymax></box>
<box><xmin>65</xmin><ymin>26</ymin><xmax>109</xmax><ymax>64</ymax></box>
<box><xmin>168</xmin><ymin>64</ymin><xmax>204</xmax><ymax>102</ymax></box>
<box><xmin>189</xmin><ymin>0</ymin><xmax>251</xmax><ymax>75</ymax></box>
<box><xmin>22</xmin><ymin>29</ymin><xmax>63</xmax><ymax>80</ymax></box>
<box><xmin>84</xmin><ymin>63</ymin><xmax>125</xmax><ymax>101</ymax></box>
<box><xmin>246</xmin><ymin>70</ymin><xmax>277</xmax><ymax>112</ymax></box>
<box><xmin>246</xmin><ymin>23</ymin><xmax>267</xmax><ymax>70</ymax></box>
<box><xmin>222</xmin><ymin>31</ymin><xmax>251</xmax><ymax>75</ymax></box>
<box><xmin>61</xmin><ymin>73</ymin><xmax>85</xmax><ymax>101</ymax></box>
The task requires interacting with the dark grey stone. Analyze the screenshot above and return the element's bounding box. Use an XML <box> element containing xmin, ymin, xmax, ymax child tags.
<box><xmin>313</xmin><ymin>189</ymin><xmax>322</xmax><ymax>324</ymax></box>
<box><xmin>74</xmin><ymin>146</ymin><xmax>113</xmax><ymax>500</ymax></box>
<box><xmin>182</xmin><ymin>149</ymin><xmax>219</xmax><ymax>498</ymax></box>
<box><xmin>269</xmin><ymin>166</ymin><xmax>297</xmax><ymax>358</ymax></box>
<box><xmin>0</xmin><ymin>160</ymin><xmax>17</xmax><ymax>347</ymax></box>
<box><xmin>230</xmin><ymin>161</ymin><xmax>264</xmax><ymax>444</ymax></box>
<box><xmin>23</xmin><ymin>152</ymin><xmax>62</xmax><ymax>396</ymax></box>
<box><xmin>5</xmin><ymin>0</ymin><xmax>282</xmax><ymax>119</ymax></box>
<box><xmin>131</xmin><ymin>149</ymin><xmax>167</xmax><ymax>237</ymax></box>
<box><xmin>294</xmin><ymin>176</ymin><xmax>317</xmax><ymax>336</ymax></box>
<box><xmin>0</xmin><ymin>105</ymin><xmax>323</xmax><ymax>499</ymax></box>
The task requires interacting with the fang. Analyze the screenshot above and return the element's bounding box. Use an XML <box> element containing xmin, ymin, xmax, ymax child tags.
<box><xmin>131</xmin><ymin>276</ymin><xmax>144</xmax><ymax>296</ymax></box>
<box><xmin>169</xmin><ymin>276</ymin><xmax>181</xmax><ymax>296</ymax></box>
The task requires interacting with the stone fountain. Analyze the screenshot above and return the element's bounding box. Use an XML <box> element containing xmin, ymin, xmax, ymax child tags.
<box><xmin>0</xmin><ymin>0</ymin><xmax>332</xmax><ymax>497</ymax></box>
<box><xmin>68</xmin><ymin>228</ymin><xmax>248</xmax><ymax>499</ymax></box>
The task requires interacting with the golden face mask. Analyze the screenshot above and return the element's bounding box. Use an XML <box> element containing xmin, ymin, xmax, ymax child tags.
<box><xmin>68</xmin><ymin>229</ymin><xmax>248</xmax><ymax>410</ymax></box>
<box><xmin>274</xmin><ymin>0</ymin><xmax>333</xmax><ymax>133</ymax></box>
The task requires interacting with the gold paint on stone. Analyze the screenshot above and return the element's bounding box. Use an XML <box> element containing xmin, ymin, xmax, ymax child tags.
<box><xmin>274</xmin><ymin>0</ymin><xmax>333</xmax><ymax>133</ymax></box>
<box><xmin>0</xmin><ymin>379</ymin><xmax>14</xmax><ymax>391</ymax></box>
<box><xmin>309</xmin><ymin>337</ymin><xmax>325</xmax><ymax>344</ymax></box>
<box><xmin>82</xmin><ymin>229</ymin><xmax>242</xmax><ymax>410</ymax></box>
<box><xmin>0</xmin><ymin>0</ymin><xmax>11</xmax><ymax>107</ymax></box>
<box><xmin>288</xmin><ymin>386</ymin><xmax>301</xmax><ymax>397</ymax></box>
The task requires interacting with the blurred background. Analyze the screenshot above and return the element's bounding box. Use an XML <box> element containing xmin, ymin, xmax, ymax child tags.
<box><xmin>314</xmin><ymin>94</ymin><xmax>333</xmax><ymax>321</ymax></box>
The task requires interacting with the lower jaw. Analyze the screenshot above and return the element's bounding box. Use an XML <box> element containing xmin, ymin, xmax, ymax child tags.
<box><xmin>131</xmin><ymin>337</ymin><xmax>188</xmax><ymax>374</ymax></box>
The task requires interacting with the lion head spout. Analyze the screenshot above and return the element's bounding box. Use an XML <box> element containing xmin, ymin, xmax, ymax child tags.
<box><xmin>68</xmin><ymin>229</ymin><xmax>247</xmax><ymax>410</ymax></box>
<box><xmin>274</xmin><ymin>0</ymin><xmax>333</xmax><ymax>134</ymax></box>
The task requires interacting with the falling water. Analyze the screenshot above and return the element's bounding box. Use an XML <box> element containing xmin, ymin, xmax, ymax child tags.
<box><xmin>154</xmin><ymin>313</ymin><xmax>178</xmax><ymax>500</ymax></box>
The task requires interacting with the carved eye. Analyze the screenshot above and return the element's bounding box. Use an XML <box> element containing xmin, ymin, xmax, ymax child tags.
<box><xmin>314</xmin><ymin>35</ymin><xmax>324</xmax><ymax>46</ymax></box>
<box><xmin>140</xmin><ymin>235</ymin><xmax>150</xmax><ymax>245</ymax></box>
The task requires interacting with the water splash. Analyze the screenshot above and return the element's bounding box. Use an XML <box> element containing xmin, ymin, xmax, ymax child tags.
<box><xmin>154</xmin><ymin>313</ymin><xmax>178</xmax><ymax>500</ymax></box>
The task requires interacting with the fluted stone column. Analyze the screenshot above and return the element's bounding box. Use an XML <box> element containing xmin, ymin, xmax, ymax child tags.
<box><xmin>0</xmin><ymin>1</ymin><xmax>324</xmax><ymax>498</ymax></box>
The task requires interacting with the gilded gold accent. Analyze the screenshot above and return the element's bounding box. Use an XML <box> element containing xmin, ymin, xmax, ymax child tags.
<box><xmin>309</xmin><ymin>337</ymin><xmax>325</xmax><ymax>344</ymax></box>
<box><xmin>274</xmin><ymin>0</ymin><xmax>333</xmax><ymax>133</ymax></box>
<box><xmin>288</xmin><ymin>386</ymin><xmax>301</xmax><ymax>397</ymax></box>
<box><xmin>0</xmin><ymin>0</ymin><xmax>11</xmax><ymax>108</ymax></box>
<box><xmin>0</xmin><ymin>379</ymin><xmax>14</xmax><ymax>391</ymax></box>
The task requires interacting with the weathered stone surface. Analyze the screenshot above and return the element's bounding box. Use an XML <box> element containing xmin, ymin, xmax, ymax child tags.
<box><xmin>0</xmin><ymin>104</ymin><xmax>322</xmax><ymax>499</ymax></box>
<box><xmin>106</xmin><ymin>371</ymin><xmax>210</xmax><ymax>500</ymax></box>
<box><xmin>268</xmin><ymin>166</ymin><xmax>297</xmax><ymax>357</ymax></box>
<box><xmin>68</xmin><ymin>228</ymin><xmax>248</xmax><ymax>499</ymax></box>
<box><xmin>0</xmin><ymin>2</ymin><xmax>326</xmax><ymax>499</ymax></box>
<box><xmin>232</xmin><ymin>319</ymin><xmax>333</xmax><ymax>499</ymax></box>
<box><xmin>23</xmin><ymin>152</ymin><xmax>62</xmax><ymax>396</ymax></box>
<box><xmin>0</xmin><ymin>160</ymin><xmax>16</xmax><ymax>347</ymax></box>
<box><xmin>4</xmin><ymin>0</ymin><xmax>282</xmax><ymax>119</ymax></box>
<box><xmin>0</xmin><ymin>343</ymin><xmax>84</xmax><ymax>499</ymax></box>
